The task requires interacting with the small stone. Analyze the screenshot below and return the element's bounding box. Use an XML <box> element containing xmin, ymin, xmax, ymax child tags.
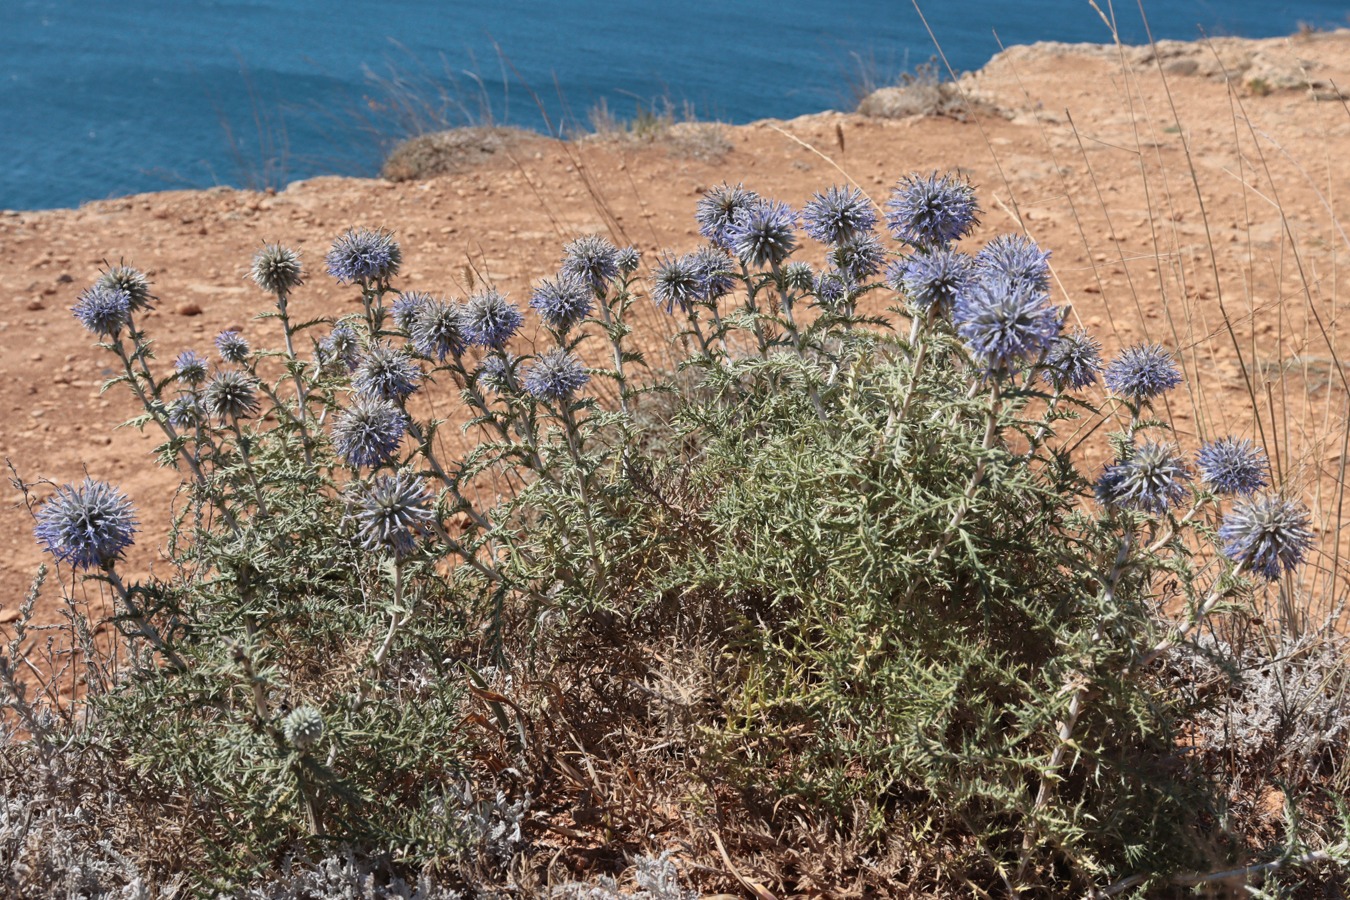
<box><xmin>177</xmin><ymin>303</ymin><xmax>203</xmax><ymax>316</ymax></box>
<box><xmin>25</xmin><ymin>299</ymin><xmax>43</xmax><ymax>310</ymax></box>
<box><xmin>0</xmin><ymin>608</ymin><xmax>20</xmax><ymax>624</ymax></box>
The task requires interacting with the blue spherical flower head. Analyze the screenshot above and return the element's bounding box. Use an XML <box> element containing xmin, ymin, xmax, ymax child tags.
<box><xmin>524</xmin><ymin>348</ymin><xmax>589</xmax><ymax>402</ymax></box>
<box><xmin>954</xmin><ymin>275</ymin><xmax>1061</xmax><ymax>373</ymax></box>
<box><xmin>173</xmin><ymin>349</ymin><xmax>209</xmax><ymax>386</ymax></box>
<box><xmin>693</xmin><ymin>247</ymin><xmax>736</xmax><ymax>300</ymax></box>
<box><xmin>696</xmin><ymin>182</ymin><xmax>761</xmax><ymax>250</ymax></box>
<box><xmin>896</xmin><ymin>248</ymin><xmax>977</xmax><ymax>314</ymax></box>
<box><xmin>95</xmin><ymin>265</ymin><xmax>153</xmax><ymax>312</ymax></box>
<box><xmin>779</xmin><ymin>261</ymin><xmax>815</xmax><ymax>294</ymax></box>
<box><xmin>530</xmin><ymin>273</ymin><xmax>593</xmax><ymax>331</ymax></box>
<box><xmin>885</xmin><ymin>172</ymin><xmax>979</xmax><ymax>249</ymax></box>
<box><xmin>332</xmin><ymin>395</ymin><xmax>407</xmax><ymax>469</ymax></box>
<box><xmin>561</xmin><ymin>234</ymin><xmax>620</xmax><ymax>292</ymax></box>
<box><xmin>977</xmin><ymin>233</ymin><xmax>1051</xmax><ymax>292</ymax></box>
<box><xmin>391</xmin><ymin>291</ymin><xmax>432</xmax><ymax>334</ymax></box>
<box><xmin>1095</xmin><ymin>441</ymin><xmax>1191</xmax><ymax>514</ymax></box>
<box><xmin>828</xmin><ymin>233</ymin><xmax>887</xmax><ymax>282</ymax></box>
<box><xmin>1104</xmin><ymin>344</ymin><xmax>1183</xmax><ymax>404</ymax></box>
<box><xmin>203</xmin><ymin>370</ymin><xmax>260</xmax><ymax>421</ymax></box>
<box><xmin>802</xmin><ymin>185</ymin><xmax>877</xmax><ymax>245</ymax></box>
<box><xmin>476</xmin><ymin>353</ymin><xmax>518</xmax><ymax>395</ymax></box>
<box><xmin>354</xmin><ymin>343</ymin><xmax>421</xmax><ymax>403</ymax></box>
<box><xmin>325</xmin><ymin>227</ymin><xmax>402</xmax><ymax>284</ymax></box>
<box><xmin>408</xmin><ymin>300</ymin><xmax>467</xmax><ymax>361</ymax></box>
<box><xmin>34</xmin><ymin>478</ymin><xmax>138</xmax><ymax>571</ymax></box>
<box><xmin>1219</xmin><ymin>493</ymin><xmax>1313</xmax><ymax>581</ymax></box>
<box><xmin>616</xmin><ymin>246</ymin><xmax>641</xmax><ymax>275</ymax></box>
<box><xmin>350</xmin><ymin>470</ymin><xmax>435</xmax><ymax>558</ymax></box>
<box><xmin>215</xmin><ymin>330</ymin><xmax>250</xmax><ymax>365</ymax></box>
<box><xmin>725</xmin><ymin>199</ymin><xmax>798</xmax><ymax>268</ymax></box>
<box><xmin>1196</xmin><ymin>437</ymin><xmax>1269</xmax><ymax>496</ymax></box>
<box><xmin>651</xmin><ymin>253</ymin><xmax>704</xmax><ymax>314</ymax></box>
<box><xmin>250</xmin><ymin>244</ymin><xmax>303</xmax><ymax>296</ymax></box>
<box><xmin>167</xmin><ymin>395</ymin><xmax>204</xmax><ymax>429</ymax></box>
<box><xmin>462</xmin><ymin>289</ymin><xmax>523</xmax><ymax>350</ymax></box>
<box><xmin>1042</xmin><ymin>328</ymin><xmax>1103</xmax><ymax>391</ymax></box>
<box><xmin>73</xmin><ymin>285</ymin><xmax>131</xmax><ymax>339</ymax></box>
<box><xmin>318</xmin><ymin>321</ymin><xmax>362</xmax><ymax>373</ymax></box>
<box><xmin>813</xmin><ymin>271</ymin><xmax>855</xmax><ymax>311</ymax></box>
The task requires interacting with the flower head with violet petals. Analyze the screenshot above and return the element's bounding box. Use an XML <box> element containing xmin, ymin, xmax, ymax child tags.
<box><xmin>173</xmin><ymin>349</ymin><xmax>209</xmax><ymax>386</ymax></box>
<box><xmin>215</xmin><ymin>330</ymin><xmax>250</xmax><ymax>365</ymax></box>
<box><xmin>885</xmin><ymin>172</ymin><xmax>979</xmax><ymax>250</ymax></box>
<box><xmin>34</xmin><ymin>478</ymin><xmax>138</xmax><ymax>571</ymax></box>
<box><xmin>1196</xmin><ymin>437</ymin><xmax>1269</xmax><ymax>496</ymax></box>
<box><xmin>73</xmin><ymin>285</ymin><xmax>131</xmax><ymax>339</ymax></box>
<box><xmin>349</xmin><ymin>470</ymin><xmax>435</xmax><ymax>558</ymax></box>
<box><xmin>325</xmin><ymin>227</ymin><xmax>401</xmax><ymax>284</ymax></box>
<box><xmin>696</xmin><ymin>182</ymin><xmax>760</xmax><ymax>250</ymax></box>
<box><xmin>408</xmin><ymin>300</ymin><xmax>467</xmax><ymax>361</ymax></box>
<box><xmin>802</xmin><ymin>185</ymin><xmax>877</xmax><ymax>245</ymax></box>
<box><xmin>953</xmin><ymin>275</ymin><xmax>1061</xmax><ymax>372</ymax></box>
<box><xmin>462</xmin><ymin>289</ymin><xmax>523</xmax><ymax>350</ymax></box>
<box><xmin>332</xmin><ymin>396</ymin><xmax>407</xmax><ymax>469</ymax></box>
<box><xmin>561</xmin><ymin>234</ymin><xmax>620</xmax><ymax>292</ymax></box>
<box><xmin>523</xmin><ymin>348</ymin><xmax>589</xmax><ymax>402</ymax></box>
<box><xmin>1042</xmin><ymin>328</ymin><xmax>1103</xmax><ymax>391</ymax></box>
<box><xmin>531</xmin><ymin>273</ymin><xmax>593</xmax><ymax>331</ymax></box>
<box><xmin>896</xmin><ymin>248</ymin><xmax>977</xmax><ymax>314</ymax></box>
<box><xmin>95</xmin><ymin>265</ymin><xmax>153</xmax><ymax>312</ymax></box>
<box><xmin>1219</xmin><ymin>493</ymin><xmax>1313</xmax><ymax>581</ymax></box>
<box><xmin>353</xmin><ymin>343</ymin><xmax>421</xmax><ymax>403</ymax></box>
<box><xmin>1095</xmin><ymin>442</ymin><xmax>1190</xmax><ymax>515</ymax></box>
<box><xmin>976</xmin><ymin>233</ymin><xmax>1051</xmax><ymax>292</ymax></box>
<box><xmin>1104</xmin><ymin>343</ymin><xmax>1183</xmax><ymax>404</ymax></box>
<box><xmin>725</xmin><ymin>199</ymin><xmax>798</xmax><ymax>268</ymax></box>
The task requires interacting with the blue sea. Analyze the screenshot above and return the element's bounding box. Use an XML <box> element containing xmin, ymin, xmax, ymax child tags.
<box><xmin>3</xmin><ymin>1</ymin><xmax>1345</xmax><ymax>211</ymax></box>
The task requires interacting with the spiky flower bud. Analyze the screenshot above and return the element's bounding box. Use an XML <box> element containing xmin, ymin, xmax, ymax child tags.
<box><xmin>332</xmin><ymin>396</ymin><xmax>406</xmax><ymax>469</ymax></box>
<box><xmin>391</xmin><ymin>291</ymin><xmax>432</xmax><ymax>334</ymax></box>
<box><xmin>561</xmin><ymin>234</ymin><xmax>620</xmax><ymax>292</ymax></box>
<box><xmin>350</xmin><ymin>470</ymin><xmax>435</xmax><ymax>558</ymax></box>
<box><xmin>954</xmin><ymin>275</ymin><xmax>1061</xmax><ymax>372</ymax></box>
<box><xmin>353</xmin><ymin>343</ymin><xmax>421</xmax><ymax>403</ymax></box>
<box><xmin>173</xmin><ymin>349</ymin><xmax>209</xmax><ymax>386</ymax></box>
<box><xmin>523</xmin><ymin>348</ymin><xmax>589</xmax><ymax>402</ymax></box>
<box><xmin>476</xmin><ymin>354</ymin><xmax>516</xmax><ymax>395</ymax></box>
<box><xmin>202</xmin><ymin>370</ymin><xmax>260</xmax><ymax>421</ymax></box>
<box><xmin>1042</xmin><ymin>328</ymin><xmax>1103</xmax><ymax>391</ymax></box>
<box><xmin>1095</xmin><ymin>442</ymin><xmax>1190</xmax><ymax>514</ymax></box>
<box><xmin>250</xmin><ymin>244</ymin><xmax>303</xmax><ymax>296</ymax></box>
<box><xmin>530</xmin><ymin>273</ymin><xmax>593</xmax><ymax>331</ymax></box>
<box><xmin>73</xmin><ymin>284</ymin><xmax>131</xmax><ymax>339</ymax></box>
<box><xmin>409</xmin><ymin>300</ymin><xmax>467</xmax><ymax>361</ymax></box>
<box><xmin>1219</xmin><ymin>494</ymin><xmax>1313</xmax><ymax>581</ymax></box>
<box><xmin>976</xmin><ymin>233</ymin><xmax>1051</xmax><ymax>292</ymax></box>
<box><xmin>1104</xmin><ymin>344</ymin><xmax>1183</xmax><ymax>404</ymax></box>
<box><xmin>696</xmin><ymin>182</ymin><xmax>760</xmax><ymax>250</ymax></box>
<box><xmin>94</xmin><ymin>265</ymin><xmax>153</xmax><ymax>312</ymax></box>
<box><xmin>616</xmin><ymin>246</ymin><xmax>641</xmax><ymax>274</ymax></box>
<box><xmin>34</xmin><ymin>478</ymin><xmax>138</xmax><ymax>571</ymax></box>
<box><xmin>318</xmin><ymin>321</ymin><xmax>361</xmax><ymax>373</ymax></box>
<box><xmin>651</xmin><ymin>254</ymin><xmax>704</xmax><ymax>314</ymax></box>
<box><xmin>885</xmin><ymin>172</ymin><xmax>979</xmax><ymax>249</ymax></box>
<box><xmin>282</xmin><ymin>705</ymin><xmax>325</xmax><ymax>750</ymax></box>
<box><xmin>895</xmin><ymin>248</ymin><xmax>977</xmax><ymax>314</ymax></box>
<box><xmin>215</xmin><ymin>330</ymin><xmax>250</xmax><ymax>364</ymax></box>
<box><xmin>827</xmin><ymin>233</ymin><xmax>886</xmax><ymax>282</ymax></box>
<box><xmin>1196</xmin><ymin>437</ymin><xmax>1269</xmax><ymax>496</ymax></box>
<box><xmin>725</xmin><ymin>199</ymin><xmax>798</xmax><ymax>268</ymax></box>
<box><xmin>692</xmin><ymin>246</ymin><xmax>736</xmax><ymax>300</ymax></box>
<box><xmin>462</xmin><ymin>289</ymin><xmax>523</xmax><ymax>350</ymax></box>
<box><xmin>802</xmin><ymin>185</ymin><xmax>877</xmax><ymax>245</ymax></box>
<box><xmin>167</xmin><ymin>395</ymin><xmax>204</xmax><ymax>429</ymax></box>
<box><xmin>325</xmin><ymin>227</ymin><xmax>401</xmax><ymax>284</ymax></box>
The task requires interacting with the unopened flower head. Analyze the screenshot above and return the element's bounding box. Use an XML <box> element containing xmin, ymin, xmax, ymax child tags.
<box><xmin>353</xmin><ymin>343</ymin><xmax>421</xmax><ymax>403</ymax></box>
<box><xmin>781</xmin><ymin>261</ymin><xmax>816</xmax><ymax>293</ymax></box>
<box><xmin>530</xmin><ymin>273</ymin><xmax>593</xmax><ymax>331</ymax></box>
<box><xmin>203</xmin><ymin>370</ymin><xmax>260</xmax><ymax>421</ymax></box>
<box><xmin>813</xmin><ymin>271</ymin><xmax>853</xmax><ymax>310</ymax></box>
<box><xmin>250</xmin><ymin>243</ymin><xmax>303</xmax><ymax>296</ymax></box>
<box><xmin>73</xmin><ymin>284</ymin><xmax>131</xmax><ymax>339</ymax></box>
<box><xmin>318</xmin><ymin>321</ymin><xmax>361</xmax><ymax>373</ymax></box>
<box><xmin>802</xmin><ymin>185</ymin><xmax>877</xmax><ymax>245</ymax></box>
<box><xmin>34</xmin><ymin>478</ymin><xmax>138</xmax><ymax>571</ymax></box>
<box><xmin>350</xmin><ymin>470</ymin><xmax>435</xmax><ymax>558</ymax></box>
<box><xmin>896</xmin><ymin>248</ymin><xmax>977</xmax><ymax>314</ymax></box>
<box><xmin>476</xmin><ymin>353</ymin><xmax>517</xmax><ymax>395</ymax></box>
<box><xmin>325</xmin><ymin>227</ymin><xmax>401</xmax><ymax>284</ymax></box>
<box><xmin>282</xmin><ymin>705</ymin><xmax>325</xmax><ymax>751</ymax></box>
<box><xmin>561</xmin><ymin>234</ymin><xmax>620</xmax><ymax>292</ymax></box>
<box><xmin>1104</xmin><ymin>343</ymin><xmax>1183</xmax><ymax>404</ymax></box>
<box><xmin>1042</xmin><ymin>328</ymin><xmax>1103</xmax><ymax>391</ymax></box>
<box><xmin>651</xmin><ymin>253</ymin><xmax>704</xmax><ymax>314</ymax></box>
<box><xmin>976</xmin><ymin>233</ymin><xmax>1051</xmax><ymax>292</ymax></box>
<box><xmin>333</xmin><ymin>396</ymin><xmax>406</xmax><ymax>469</ymax></box>
<box><xmin>462</xmin><ymin>289</ymin><xmax>522</xmax><ymax>350</ymax></box>
<box><xmin>885</xmin><ymin>172</ymin><xmax>979</xmax><ymax>249</ymax></box>
<box><xmin>692</xmin><ymin>246</ymin><xmax>736</xmax><ymax>300</ymax></box>
<box><xmin>391</xmin><ymin>291</ymin><xmax>432</xmax><ymax>334</ymax></box>
<box><xmin>94</xmin><ymin>265</ymin><xmax>153</xmax><ymax>312</ymax></box>
<box><xmin>173</xmin><ymin>349</ymin><xmax>209</xmax><ymax>386</ymax></box>
<box><xmin>1196</xmin><ymin>437</ymin><xmax>1269</xmax><ymax>496</ymax></box>
<box><xmin>725</xmin><ymin>199</ymin><xmax>798</xmax><ymax>268</ymax></box>
<box><xmin>167</xmin><ymin>395</ymin><xmax>204</xmax><ymax>429</ymax></box>
<box><xmin>215</xmin><ymin>330</ymin><xmax>250</xmax><ymax>364</ymax></box>
<box><xmin>616</xmin><ymin>246</ymin><xmax>641</xmax><ymax>274</ymax></box>
<box><xmin>523</xmin><ymin>348</ymin><xmax>589</xmax><ymax>402</ymax></box>
<box><xmin>408</xmin><ymin>300</ymin><xmax>466</xmax><ymax>361</ymax></box>
<box><xmin>1095</xmin><ymin>442</ymin><xmax>1190</xmax><ymax>514</ymax></box>
<box><xmin>954</xmin><ymin>275</ymin><xmax>1061</xmax><ymax>372</ymax></box>
<box><xmin>696</xmin><ymin>182</ymin><xmax>761</xmax><ymax>250</ymax></box>
<box><xmin>828</xmin><ymin>233</ymin><xmax>886</xmax><ymax>282</ymax></box>
<box><xmin>1219</xmin><ymin>493</ymin><xmax>1313</xmax><ymax>581</ymax></box>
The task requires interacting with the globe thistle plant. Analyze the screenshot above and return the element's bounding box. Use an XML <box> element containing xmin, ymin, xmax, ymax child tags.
<box><xmin>651</xmin><ymin>253</ymin><xmax>705</xmax><ymax>314</ymax></box>
<box><xmin>34</xmin><ymin>478</ymin><xmax>138</xmax><ymax>571</ymax></box>
<box><xmin>73</xmin><ymin>284</ymin><xmax>131</xmax><ymax>339</ymax></box>
<box><xmin>408</xmin><ymin>300</ymin><xmax>467</xmax><ymax>361</ymax></box>
<box><xmin>696</xmin><ymin>182</ymin><xmax>760</xmax><ymax>250</ymax></box>
<box><xmin>530</xmin><ymin>273</ymin><xmax>593</xmax><ymax>331</ymax></box>
<box><xmin>1104</xmin><ymin>344</ymin><xmax>1183</xmax><ymax>404</ymax></box>
<box><xmin>250</xmin><ymin>243</ymin><xmax>303</xmax><ymax>296</ymax></box>
<box><xmin>173</xmin><ymin>349</ymin><xmax>209</xmax><ymax>386</ymax></box>
<box><xmin>326</xmin><ymin>227</ymin><xmax>402</xmax><ymax>284</ymax></box>
<box><xmin>561</xmin><ymin>234</ymin><xmax>620</xmax><ymax>292</ymax></box>
<box><xmin>953</xmin><ymin>275</ymin><xmax>1061</xmax><ymax>372</ymax></box>
<box><xmin>1042</xmin><ymin>328</ymin><xmax>1103</xmax><ymax>391</ymax></box>
<box><xmin>894</xmin><ymin>248</ymin><xmax>976</xmax><ymax>314</ymax></box>
<box><xmin>94</xmin><ymin>264</ymin><xmax>153</xmax><ymax>312</ymax></box>
<box><xmin>332</xmin><ymin>396</ymin><xmax>407</xmax><ymax>469</ymax></box>
<box><xmin>203</xmin><ymin>370</ymin><xmax>260</xmax><ymax>421</ymax></box>
<box><xmin>350</xmin><ymin>470</ymin><xmax>435</xmax><ymax>558</ymax></box>
<box><xmin>828</xmin><ymin>233</ymin><xmax>887</xmax><ymax>282</ymax></box>
<box><xmin>353</xmin><ymin>343</ymin><xmax>421</xmax><ymax>403</ymax></box>
<box><xmin>281</xmin><ymin>705</ymin><xmax>325</xmax><ymax>751</ymax></box>
<box><xmin>215</xmin><ymin>330</ymin><xmax>250</xmax><ymax>365</ymax></box>
<box><xmin>885</xmin><ymin>172</ymin><xmax>979</xmax><ymax>249</ymax></box>
<box><xmin>1196</xmin><ymin>437</ymin><xmax>1269</xmax><ymax>496</ymax></box>
<box><xmin>1219</xmin><ymin>493</ymin><xmax>1313</xmax><ymax>581</ymax></box>
<box><xmin>318</xmin><ymin>321</ymin><xmax>361</xmax><ymax>373</ymax></box>
<box><xmin>462</xmin><ymin>289</ymin><xmax>523</xmax><ymax>350</ymax></box>
<box><xmin>1095</xmin><ymin>442</ymin><xmax>1191</xmax><ymax>514</ymax></box>
<box><xmin>976</xmin><ymin>233</ymin><xmax>1051</xmax><ymax>292</ymax></box>
<box><xmin>802</xmin><ymin>185</ymin><xmax>877</xmax><ymax>245</ymax></box>
<box><xmin>523</xmin><ymin>348</ymin><xmax>589</xmax><ymax>402</ymax></box>
<box><xmin>391</xmin><ymin>291</ymin><xmax>432</xmax><ymax>334</ymax></box>
<box><xmin>725</xmin><ymin>199</ymin><xmax>798</xmax><ymax>268</ymax></box>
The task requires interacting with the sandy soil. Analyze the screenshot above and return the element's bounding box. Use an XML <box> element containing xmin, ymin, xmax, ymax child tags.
<box><xmin>4</xmin><ymin>30</ymin><xmax>1350</xmax><ymax>643</ymax></box>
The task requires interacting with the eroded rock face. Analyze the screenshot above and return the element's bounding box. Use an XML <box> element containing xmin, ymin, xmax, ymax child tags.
<box><xmin>380</xmin><ymin>126</ymin><xmax>546</xmax><ymax>181</ymax></box>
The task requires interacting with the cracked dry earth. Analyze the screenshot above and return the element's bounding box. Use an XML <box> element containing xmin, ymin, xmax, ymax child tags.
<box><xmin>4</xmin><ymin>29</ymin><xmax>1350</xmax><ymax>680</ymax></box>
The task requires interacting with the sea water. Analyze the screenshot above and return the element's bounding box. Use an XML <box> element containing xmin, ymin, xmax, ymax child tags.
<box><xmin>2</xmin><ymin>0</ymin><xmax>1344</xmax><ymax>210</ymax></box>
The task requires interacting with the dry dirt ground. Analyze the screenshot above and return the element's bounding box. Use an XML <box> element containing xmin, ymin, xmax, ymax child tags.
<box><xmin>5</xmin><ymin>30</ymin><xmax>1350</xmax><ymax>647</ymax></box>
